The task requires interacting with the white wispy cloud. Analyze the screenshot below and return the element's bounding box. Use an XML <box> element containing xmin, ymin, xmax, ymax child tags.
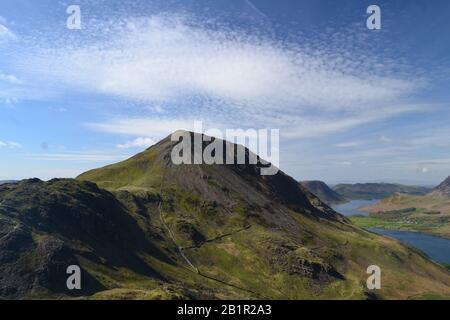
<box><xmin>116</xmin><ymin>137</ymin><xmax>156</xmax><ymax>149</ymax></box>
<box><xmin>144</xmin><ymin>105</ymin><xmax>165</xmax><ymax>113</ymax></box>
<box><xmin>28</xmin><ymin>153</ymin><xmax>129</xmax><ymax>162</ymax></box>
<box><xmin>335</xmin><ymin>161</ymin><xmax>353</xmax><ymax>166</ymax></box>
<box><xmin>88</xmin><ymin>117</ymin><xmax>199</xmax><ymax>139</ymax></box>
<box><xmin>333</xmin><ymin>141</ymin><xmax>363</xmax><ymax>148</ymax></box>
<box><xmin>0</xmin><ymin>72</ymin><xmax>21</xmax><ymax>84</ymax></box>
<box><xmin>281</xmin><ymin>104</ymin><xmax>428</xmax><ymax>139</ymax></box>
<box><xmin>0</xmin><ymin>141</ymin><xmax>21</xmax><ymax>148</ymax></box>
<box><xmin>6</xmin><ymin>11</ymin><xmax>433</xmax><ymax>169</ymax></box>
<box><xmin>0</xmin><ymin>96</ymin><xmax>18</xmax><ymax>106</ymax></box>
<box><xmin>17</xmin><ymin>14</ymin><xmax>421</xmax><ymax>115</ymax></box>
<box><xmin>0</xmin><ymin>19</ymin><xmax>15</xmax><ymax>41</ymax></box>
<box><xmin>405</xmin><ymin>126</ymin><xmax>450</xmax><ymax>148</ymax></box>
<box><xmin>88</xmin><ymin>104</ymin><xmax>429</xmax><ymax>142</ymax></box>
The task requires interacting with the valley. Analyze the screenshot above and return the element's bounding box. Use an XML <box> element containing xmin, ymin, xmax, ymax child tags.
<box><xmin>352</xmin><ymin>177</ymin><xmax>450</xmax><ymax>239</ymax></box>
<box><xmin>303</xmin><ymin>180</ymin><xmax>450</xmax><ymax>268</ymax></box>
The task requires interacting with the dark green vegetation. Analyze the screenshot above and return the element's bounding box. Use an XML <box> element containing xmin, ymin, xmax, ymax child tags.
<box><xmin>332</xmin><ymin>183</ymin><xmax>431</xmax><ymax>200</ymax></box>
<box><xmin>300</xmin><ymin>181</ymin><xmax>347</xmax><ymax>205</ymax></box>
<box><xmin>356</xmin><ymin>177</ymin><xmax>450</xmax><ymax>239</ymax></box>
<box><xmin>1</xmin><ymin>132</ymin><xmax>450</xmax><ymax>299</ymax></box>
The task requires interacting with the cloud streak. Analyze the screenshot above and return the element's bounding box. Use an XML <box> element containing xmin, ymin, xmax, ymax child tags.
<box><xmin>116</xmin><ymin>137</ymin><xmax>156</xmax><ymax>149</ymax></box>
<box><xmin>0</xmin><ymin>72</ymin><xmax>21</xmax><ymax>85</ymax></box>
<box><xmin>0</xmin><ymin>19</ymin><xmax>15</xmax><ymax>41</ymax></box>
<box><xmin>17</xmin><ymin>14</ymin><xmax>423</xmax><ymax>118</ymax></box>
<box><xmin>88</xmin><ymin>117</ymin><xmax>200</xmax><ymax>140</ymax></box>
<box><xmin>28</xmin><ymin>153</ymin><xmax>129</xmax><ymax>162</ymax></box>
<box><xmin>0</xmin><ymin>141</ymin><xmax>21</xmax><ymax>148</ymax></box>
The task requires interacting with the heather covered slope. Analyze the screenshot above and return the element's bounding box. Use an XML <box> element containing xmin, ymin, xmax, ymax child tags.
<box><xmin>300</xmin><ymin>180</ymin><xmax>347</xmax><ymax>205</ymax></box>
<box><xmin>1</xmin><ymin>132</ymin><xmax>449</xmax><ymax>299</ymax></box>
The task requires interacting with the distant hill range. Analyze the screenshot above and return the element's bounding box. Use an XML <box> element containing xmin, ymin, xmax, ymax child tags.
<box><xmin>1</xmin><ymin>132</ymin><xmax>449</xmax><ymax>299</ymax></box>
<box><xmin>0</xmin><ymin>180</ymin><xmax>16</xmax><ymax>185</ymax></box>
<box><xmin>300</xmin><ymin>181</ymin><xmax>347</xmax><ymax>205</ymax></box>
<box><xmin>332</xmin><ymin>183</ymin><xmax>431</xmax><ymax>200</ymax></box>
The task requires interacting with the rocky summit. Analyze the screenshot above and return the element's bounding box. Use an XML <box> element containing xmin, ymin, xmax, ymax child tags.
<box><xmin>430</xmin><ymin>176</ymin><xmax>450</xmax><ymax>197</ymax></box>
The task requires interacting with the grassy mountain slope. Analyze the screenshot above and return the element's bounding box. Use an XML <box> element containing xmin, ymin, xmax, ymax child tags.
<box><xmin>300</xmin><ymin>181</ymin><xmax>347</xmax><ymax>205</ymax></box>
<box><xmin>78</xmin><ymin>132</ymin><xmax>450</xmax><ymax>299</ymax></box>
<box><xmin>332</xmin><ymin>183</ymin><xmax>431</xmax><ymax>200</ymax></box>
<box><xmin>1</xmin><ymin>132</ymin><xmax>449</xmax><ymax>299</ymax></box>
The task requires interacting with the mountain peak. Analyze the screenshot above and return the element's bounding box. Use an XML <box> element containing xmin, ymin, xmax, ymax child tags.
<box><xmin>430</xmin><ymin>176</ymin><xmax>450</xmax><ymax>197</ymax></box>
<box><xmin>78</xmin><ymin>132</ymin><xmax>343</xmax><ymax>222</ymax></box>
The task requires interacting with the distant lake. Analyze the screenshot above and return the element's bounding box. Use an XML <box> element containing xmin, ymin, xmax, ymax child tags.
<box><xmin>332</xmin><ymin>199</ymin><xmax>379</xmax><ymax>216</ymax></box>
<box><xmin>368</xmin><ymin>228</ymin><xmax>450</xmax><ymax>264</ymax></box>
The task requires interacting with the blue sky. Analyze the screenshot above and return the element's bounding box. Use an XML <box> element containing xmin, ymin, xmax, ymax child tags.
<box><xmin>1</xmin><ymin>0</ymin><xmax>450</xmax><ymax>185</ymax></box>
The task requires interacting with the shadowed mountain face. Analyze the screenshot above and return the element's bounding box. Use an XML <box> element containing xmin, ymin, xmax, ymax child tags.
<box><xmin>1</xmin><ymin>132</ymin><xmax>450</xmax><ymax>299</ymax></box>
<box><xmin>300</xmin><ymin>181</ymin><xmax>347</xmax><ymax>205</ymax></box>
<box><xmin>332</xmin><ymin>183</ymin><xmax>431</xmax><ymax>200</ymax></box>
<box><xmin>0</xmin><ymin>179</ymin><xmax>167</xmax><ymax>299</ymax></box>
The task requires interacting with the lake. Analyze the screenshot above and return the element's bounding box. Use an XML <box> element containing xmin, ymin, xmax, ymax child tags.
<box><xmin>333</xmin><ymin>200</ymin><xmax>450</xmax><ymax>264</ymax></box>
<box><xmin>368</xmin><ymin>228</ymin><xmax>450</xmax><ymax>264</ymax></box>
<box><xmin>332</xmin><ymin>199</ymin><xmax>379</xmax><ymax>216</ymax></box>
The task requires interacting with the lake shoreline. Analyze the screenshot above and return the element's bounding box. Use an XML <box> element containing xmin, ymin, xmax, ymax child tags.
<box><xmin>333</xmin><ymin>199</ymin><xmax>450</xmax><ymax>240</ymax></box>
<box><xmin>335</xmin><ymin>199</ymin><xmax>450</xmax><ymax>265</ymax></box>
<box><xmin>332</xmin><ymin>199</ymin><xmax>380</xmax><ymax>217</ymax></box>
<box><xmin>350</xmin><ymin>215</ymin><xmax>450</xmax><ymax>240</ymax></box>
<box><xmin>366</xmin><ymin>227</ymin><xmax>450</xmax><ymax>265</ymax></box>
